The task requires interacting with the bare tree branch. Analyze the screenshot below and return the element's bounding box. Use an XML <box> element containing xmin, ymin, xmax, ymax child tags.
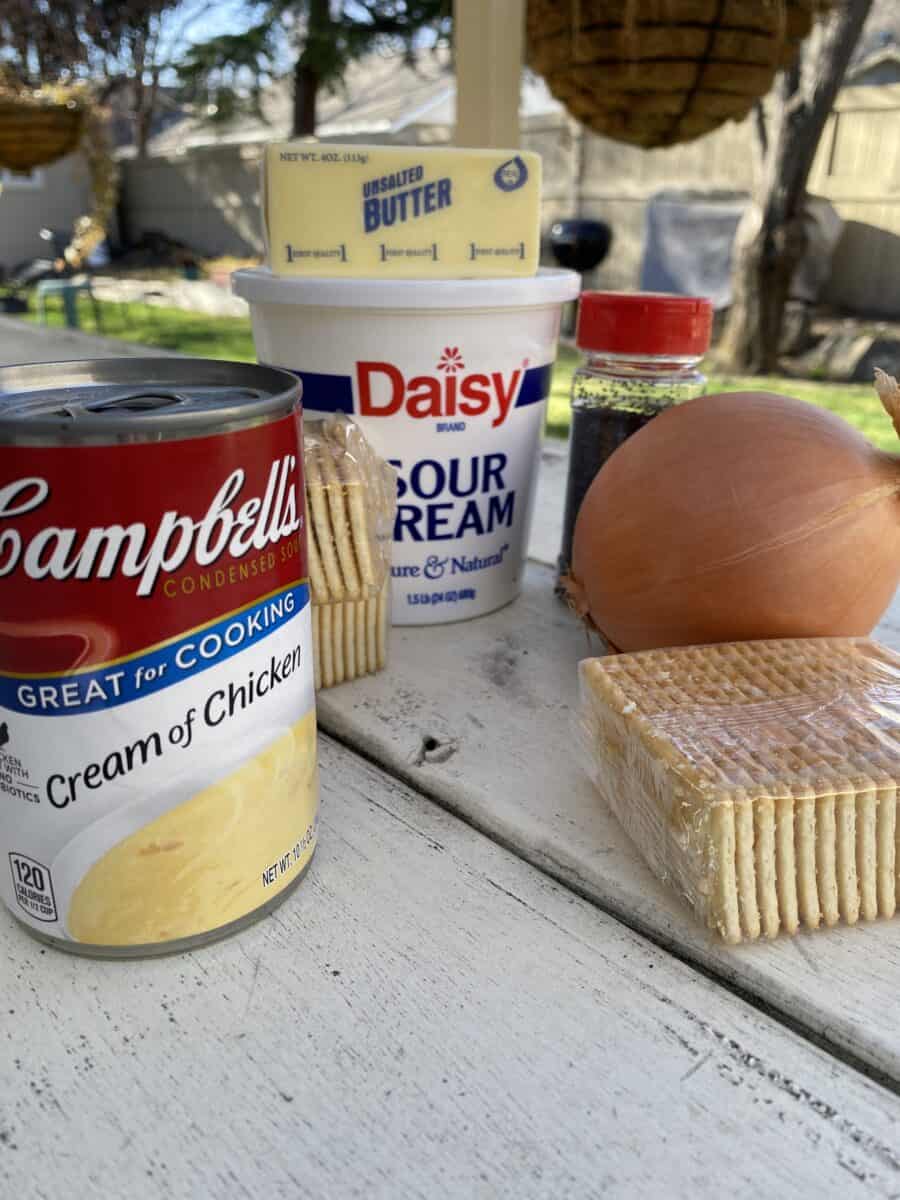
<box><xmin>720</xmin><ymin>0</ymin><xmax>876</xmax><ymax>374</ymax></box>
<box><xmin>777</xmin><ymin>0</ymin><xmax>874</xmax><ymax>222</ymax></box>
<box><xmin>752</xmin><ymin>100</ymin><xmax>768</xmax><ymax>158</ymax></box>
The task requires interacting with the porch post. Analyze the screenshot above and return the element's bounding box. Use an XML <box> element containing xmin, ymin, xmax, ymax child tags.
<box><xmin>453</xmin><ymin>0</ymin><xmax>525</xmax><ymax>148</ymax></box>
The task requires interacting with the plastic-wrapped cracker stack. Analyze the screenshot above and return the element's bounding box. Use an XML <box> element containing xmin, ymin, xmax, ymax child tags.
<box><xmin>304</xmin><ymin>416</ymin><xmax>396</xmax><ymax>689</ymax></box>
<box><xmin>580</xmin><ymin>638</ymin><xmax>900</xmax><ymax>944</ymax></box>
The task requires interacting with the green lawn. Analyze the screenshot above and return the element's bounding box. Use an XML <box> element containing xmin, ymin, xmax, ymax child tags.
<box><xmin>21</xmin><ymin>294</ymin><xmax>897</xmax><ymax>451</ymax></box>
<box><xmin>22</xmin><ymin>293</ymin><xmax>258</xmax><ymax>362</ymax></box>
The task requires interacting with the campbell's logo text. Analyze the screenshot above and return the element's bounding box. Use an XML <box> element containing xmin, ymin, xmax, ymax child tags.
<box><xmin>356</xmin><ymin>347</ymin><xmax>522</xmax><ymax>429</ymax></box>
<box><xmin>0</xmin><ymin>456</ymin><xmax>301</xmax><ymax>597</ymax></box>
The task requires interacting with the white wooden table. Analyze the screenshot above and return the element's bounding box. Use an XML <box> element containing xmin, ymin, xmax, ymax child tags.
<box><xmin>3</xmin><ymin>324</ymin><xmax>900</xmax><ymax>1197</ymax></box>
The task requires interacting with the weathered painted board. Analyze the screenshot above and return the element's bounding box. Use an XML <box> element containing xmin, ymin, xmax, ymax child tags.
<box><xmin>0</xmin><ymin>313</ymin><xmax>174</xmax><ymax>366</ymax></box>
<box><xmin>3</xmin><ymin>738</ymin><xmax>900</xmax><ymax>1198</ymax></box>
<box><xmin>318</xmin><ymin>559</ymin><xmax>900</xmax><ymax>1083</ymax></box>
<box><xmin>529</xmin><ymin>439</ymin><xmax>568</xmax><ymax>571</ymax></box>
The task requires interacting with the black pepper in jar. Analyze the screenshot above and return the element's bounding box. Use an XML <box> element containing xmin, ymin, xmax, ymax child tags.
<box><xmin>555</xmin><ymin>292</ymin><xmax>713</xmax><ymax>594</ymax></box>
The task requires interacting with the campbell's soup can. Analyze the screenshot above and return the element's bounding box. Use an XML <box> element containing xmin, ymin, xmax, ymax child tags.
<box><xmin>233</xmin><ymin>268</ymin><xmax>580</xmax><ymax>625</ymax></box>
<box><xmin>0</xmin><ymin>359</ymin><xmax>318</xmax><ymax>957</ymax></box>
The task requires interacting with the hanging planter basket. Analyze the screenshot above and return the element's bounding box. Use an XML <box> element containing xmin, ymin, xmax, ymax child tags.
<box><xmin>0</xmin><ymin>75</ymin><xmax>117</xmax><ymax>268</ymax></box>
<box><xmin>0</xmin><ymin>97</ymin><xmax>84</xmax><ymax>172</ymax></box>
<box><xmin>526</xmin><ymin>0</ymin><xmax>820</xmax><ymax>149</ymax></box>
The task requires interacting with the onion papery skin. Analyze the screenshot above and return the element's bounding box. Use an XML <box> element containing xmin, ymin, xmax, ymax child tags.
<box><xmin>568</xmin><ymin>392</ymin><xmax>900</xmax><ymax>653</ymax></box>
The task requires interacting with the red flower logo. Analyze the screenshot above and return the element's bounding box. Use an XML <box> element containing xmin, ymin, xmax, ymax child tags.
<box><xmin>437</xmin><ymin>347</ymin><xmax>465</xmax><ymax>374</ymax></box>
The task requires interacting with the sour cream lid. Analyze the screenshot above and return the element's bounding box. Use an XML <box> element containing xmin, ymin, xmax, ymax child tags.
<box><xmin>232</xmin><ymin>266</ymin><xmax>581</xmax><ymax>310</ymax></box>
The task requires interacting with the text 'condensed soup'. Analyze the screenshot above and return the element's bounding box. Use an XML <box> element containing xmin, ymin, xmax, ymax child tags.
<box><xmin>0</xmin><ymin>359</ymin><xmax>319</xmax><ymax>957</ymax></box>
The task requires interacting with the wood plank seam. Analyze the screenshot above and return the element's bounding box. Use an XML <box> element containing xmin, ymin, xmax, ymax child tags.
<box><xmin>341</xmin><ymin>738</ymin><xmax>900</xmax><ymax>1163</ymax></box>
<box><xmin>325</xmin><ymin>730</ymin><xmax>900</xmax><ymax>1137</ymax></box>
<box><xmin>316</xmin><ymin>719</ymin><xmax>900</xmax><ymax>1099</ymax></box>
<box><xmin>5</xmin><ymin>728</ymin><xmax>900</xmax><ymax>1194</ymax></box>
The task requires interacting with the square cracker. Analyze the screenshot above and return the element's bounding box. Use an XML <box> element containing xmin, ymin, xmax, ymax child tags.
<box><xmin>580</xmin><ymin>638</ymin><xmax>900</xmax><ymax>943</ymax></box>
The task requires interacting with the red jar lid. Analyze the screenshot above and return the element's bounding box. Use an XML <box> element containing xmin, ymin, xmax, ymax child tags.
<box><xmin>576</xmin><ymin>291</ymin><xmax>713</xmax><ymax>357</ymax></box>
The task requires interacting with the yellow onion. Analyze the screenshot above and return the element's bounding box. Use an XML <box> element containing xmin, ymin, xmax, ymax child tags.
<box><xmin>565</xmin><ymin>374</ymin><xmax>900</xmax><ymax>652</ymax></box>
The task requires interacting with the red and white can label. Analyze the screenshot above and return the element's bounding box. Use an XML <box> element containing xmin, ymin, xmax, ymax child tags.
<box><xmin>0</xmin><ymin>412</ymin><xmax>319</xmax><ymax>949</ymax></box>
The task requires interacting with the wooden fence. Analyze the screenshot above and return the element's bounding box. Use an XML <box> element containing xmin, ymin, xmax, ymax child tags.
<box><xmin>810</xmin><ymin>82</ymin><xmax>900</xmax><ymax>317</ymax></box>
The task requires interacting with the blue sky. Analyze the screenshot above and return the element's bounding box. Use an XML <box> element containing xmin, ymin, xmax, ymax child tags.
<box><xmin>167</xmin><ymin>1</ymin><xmax>445</xmax><ymax>64</ymax></box>
<box><xmin>167</xmin><ymin>0</ymin><xmax>263</xmax><ymax>54</ymax></box>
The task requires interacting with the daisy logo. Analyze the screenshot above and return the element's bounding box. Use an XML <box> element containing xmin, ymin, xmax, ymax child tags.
<box><xmin>437</xmin><ymin>347</ymin><xmax>464</xmax><ymax>375</ymax></box>
<box><xmin>356</xmin><ymin>345</ymin><xmax>525</xmax><ymax>428</ymax></box>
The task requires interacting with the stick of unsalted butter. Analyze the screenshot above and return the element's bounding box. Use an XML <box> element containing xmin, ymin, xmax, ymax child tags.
<box><xmin>262</xmin><ymin>142</ymin><xmax>541</xmax><ymax>278</ymax></box>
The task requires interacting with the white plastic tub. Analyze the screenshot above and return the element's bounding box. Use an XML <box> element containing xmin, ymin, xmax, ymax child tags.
<box><xmin>233</xmin><ymin>267</ymin><xmax>580</xmax><ymax>625</ymax></box>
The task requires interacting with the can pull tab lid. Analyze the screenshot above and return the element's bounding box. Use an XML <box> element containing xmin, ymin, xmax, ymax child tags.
<box><xmin>84</xmin><ymin>388</ymin><xmax>191</xmax><ymax>413</ymax></box>
<box><xmin>0</xmin><ymin>358</ymin><xmax>301</xmax><ymax>439</ymax></box>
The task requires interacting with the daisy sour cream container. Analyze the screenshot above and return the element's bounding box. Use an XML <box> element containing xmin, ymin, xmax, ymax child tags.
<box><xmin>233</xmin><ymin>268</ymin><xmax>580</xmax><ymax>625</ymax></box>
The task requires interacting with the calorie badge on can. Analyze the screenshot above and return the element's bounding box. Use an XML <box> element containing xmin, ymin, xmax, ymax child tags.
<box><xmin>0</xmin><ymin>359</ymin><xmax>318</xmax><ymax>957</ymax></box>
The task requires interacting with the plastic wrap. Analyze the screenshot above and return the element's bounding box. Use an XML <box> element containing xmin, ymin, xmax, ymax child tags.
<box><xmin>304</xmin><ymin>415</ymin><xmax>396</xmax><ymax>688</ymax></box>
<box><xmin>579</xmin><ymin>637</ymin><xmax>900</xmax><ymax>944</ymax></box>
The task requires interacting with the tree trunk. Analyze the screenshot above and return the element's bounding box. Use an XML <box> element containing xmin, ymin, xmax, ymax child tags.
<box><xmin>293</xmin><ymin>62</ymin><xmax>320</xmax><ymax>137</ymax></box>
<box><xmin>292</xmin><ymin>0</ymin><xmax>330</xmax><ymax>137</ymax></box>
<box><xmin>718</xmin><ymin>204</ymin><xmax>808</xmax><ymax>374</ymax></box>
<box><xmin>135</xmin><ymin>67</ymin><xmax>161</xmax><ymax>159</ymax></box>
<box><xmin>718</xmin><ymin>0</ymin><xmax>874</xmax><ymax>374</ymax></box>
<box><xmin>115</xmin><ymin>176</ymin><xmax>132</xmax><ymax>252</ymax></box>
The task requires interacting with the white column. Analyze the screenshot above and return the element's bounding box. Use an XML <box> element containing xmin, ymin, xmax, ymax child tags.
<box><xmin>453</xmin><ymin>0</ymin><xmax>525</xmax><ymax>148</ymax></box>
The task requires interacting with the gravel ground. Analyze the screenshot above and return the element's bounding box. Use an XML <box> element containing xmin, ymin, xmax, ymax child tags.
<box><xmin>90</xmin><ymin>276</ymin><xmax>248</xmax><ymax>318</ymax></box>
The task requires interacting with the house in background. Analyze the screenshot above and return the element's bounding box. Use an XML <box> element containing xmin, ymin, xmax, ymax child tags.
<box><xmin>3</xmin><ymin>41</ymin><xmax>899</xmax><ymax>317</ymax></box>
<box><xmin>114</xmin><ymin>41</ymin><xmax>900</xmax><ymax>318</ymax></box>
<box><xmin>0</xmin><ymin>157</ymin><xmax>91</xmax><ymax>275</ymax></box>
<box><xmin>0</xmin><ymin>84</ymin><xmax>184</xmax><ymax>277</ymax></box>
<box><xmin>118</xmin><ymin>46</ymin><xmax>605</xmax><ymax>265</ymax></box>
<box><xmin>118</xmin><ymin>49</ymin><xmax>476</xmax><ymax>256</ymax></box>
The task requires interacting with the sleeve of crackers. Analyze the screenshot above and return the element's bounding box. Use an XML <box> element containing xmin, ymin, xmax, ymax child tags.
<box><xmin>576</xmin><ymin>639</ymin><xmax>900</xmax><ymax>944</ymax></box>
<box><xmin>304</xmin><ymin>415</ymin><xmax>396</xmax><ymax>690</ymax></box>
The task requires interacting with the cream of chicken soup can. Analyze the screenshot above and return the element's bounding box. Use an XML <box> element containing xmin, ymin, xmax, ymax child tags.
<box><xmin>0</xmin><ymin>359</ymin><xmax>318</xmax><ymax>957</ymax></box>
<box><xmin>233</xmin><ymin>268</ymin><xmax>580</xmax><ymax>624</ymax></box>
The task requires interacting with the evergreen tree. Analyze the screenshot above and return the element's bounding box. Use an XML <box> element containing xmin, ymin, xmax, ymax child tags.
<box><xmin>178</xmin><ymin>0</ymin><xmax>451</xmax><ymax>137</ymax></box>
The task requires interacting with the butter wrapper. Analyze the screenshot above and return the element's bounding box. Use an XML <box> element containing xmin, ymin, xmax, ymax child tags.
<box><xmin>263</xmin><ymin>141</ymin><xmax>541</xmax><ymax>278</ymax></box>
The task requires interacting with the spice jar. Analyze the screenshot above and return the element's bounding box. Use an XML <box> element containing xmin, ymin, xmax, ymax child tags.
<box><xmin>556</xmin><ymin>291</ymin><xmax>713</xmax><ymax>591</ymax></box>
